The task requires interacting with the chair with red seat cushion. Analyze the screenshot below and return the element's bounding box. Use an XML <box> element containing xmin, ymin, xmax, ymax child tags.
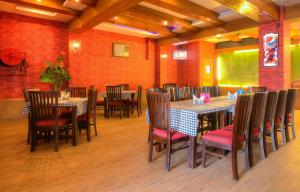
<box><xmin>274</xmin><ymin>90</ymin><xmax>288</xmax><ymax>149</ymax></box>
<box><xmin>248</xmin><ymin>92</ymin><xmax>268</xmax><ymax>167</ymax></box>
<box><xmin>262</xmin><ymin>91</ymin><xmax>279</xmax><ymax>156</ymax></box>
<box><xmin>147</xmin><ymin>92</ymin><xmax>189</xmax><ymax>171</ymax></box>
<box><xmin>201</xmin><ymin>95</ymin><xmax>253</xmax><ymax>180</ymax></box>
<box><xmin>285</xmin><ymin>89</ymin><xmax>297</xmax><ymax>142</ymax></box>
<box><xmin>78</xmin><ymin>87</ymin><xmax>98</xmax><ymax>141</ymax></box>
<box><xmin>28</xmin><ymin>91</ymin><xmax>69</xmax><ymax>152</ymax></box>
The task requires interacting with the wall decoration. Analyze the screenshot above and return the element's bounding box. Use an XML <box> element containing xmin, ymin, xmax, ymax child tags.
<box><xmin>112</xmin><ymin>43</ymin><xmax>129</xmax><ymax>57</ymax></box>
<box><xmin>173</xmin><ymin>50</ymin><xmax>187</xmax><ymax>60</ymax></box>
<box><xmin>263</xmin><ymin>33</ymin><xmax>278</xmax><ymax>67</ymax></box>
<box><xmin>0</xmin><ymin>48</ymin><xmax>26</xmax><ymax>75</ymax></box>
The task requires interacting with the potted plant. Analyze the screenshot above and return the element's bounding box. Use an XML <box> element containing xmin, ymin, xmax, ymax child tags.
<box><xmin>40</xmin><ymin>54</ymin><xmax>71</xmax><ymax>91</ymax></box>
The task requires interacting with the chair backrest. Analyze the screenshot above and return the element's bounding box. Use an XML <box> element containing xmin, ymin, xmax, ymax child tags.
<box><xmin>163</xmin><ymin>83</ymin><xmax>176</xmax><ymax>90</ymax></box>
<box><xmin>264</xmin><ymin>91</ymin><xmax>279</xmax><ymax>125</ymax></box>
<box><xmin>137</xmin><ymin>85</ymin><xmax>142</xmax><ymax>103</ymax></box>
<box><xmin>183</xmin><ymin>86</ymin><xmax>193</xmax><ymax>99</ymax></box>
<box><xmin>252</xmin><ymin>87</ymin><xmax>267</xmax><ymax>93</ymax></box>
<box><xmin>213</xmin><ymin>86</ymin><xmax>221</xmax><ymax>97</ymax></box>
<box><xmin>117</xmin><ymin>84</ymin><xmax>129</xmax><ymax>90</ymax></box>
<box><xmin>232</xmin><ymin>95</ymin><xmax>253</xmax><ymax>147</ymax></box>
<box><xmin>69</xmin><ymin>87</ymin><xmax>86</xmax><ymax>98</ymax></box>
<box><xmin>165</xmin><ymin>87</ymin><xmax>177</xmax><ymax>101</ymax></box>
<box><xmin>250</xmin><ymin>92</ymin><xmax>268</xmax><ymax>133</ymax></box>
<box><xmin>286</xmin><ymin>89</ymin><xmax>297</xmax><ymax>116</ymax></box>
<box><xmin>106</xmin><ymin>85</ymin><xmax>122</xmax><ymax>101</ymax></box>
<box><xmin>87</xmin><ymin>87</ymin><xmax>98</xmax><ymax>116</ymax></box>
<box><xmin>146</xmin><ymin>92</ymin><xmax>170</xmax><ymax>131</ymax></box>
<box><xmin>28</xmin><ymin>91</ymin><xmax>59</xmax><ymax>122</ymax></box>
<box><xmin>275</xmin><ymin>90</ymin><xmax>288</xmax><ymax>121</ymax></box>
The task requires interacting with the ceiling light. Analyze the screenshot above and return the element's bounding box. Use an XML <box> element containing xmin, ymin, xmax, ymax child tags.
<box><xmin>234</xmin><ymin>49</ymin><xmax>258</xmax><ymax>53</ymax></box>
<box><xmin>240</xmin><ymin>2</ymin><xmax>250</xmax><ymax>13</ymax></box>
<box><xmin>163</xmin><ymin>20</ymin><xmax>168</xmax><ymax>26</ymax></box>
<box><xmin>216</xmin><ymin>34</ymin><xmax>222</xmax><ymax>38</ymax></box>
<box><xmin>113</xmin><ymin>16</ymin><xmax>119</xmax><ymax>20</ymax></box>
<box><xmin>36</xmin><ymin>0</ymin><xmax>42</xmax><ymax>2</ymax></box>
<box><xmin>16</xmin><ymin>5</ymin><xmax>57</xmax><ymax>16</ymax></box>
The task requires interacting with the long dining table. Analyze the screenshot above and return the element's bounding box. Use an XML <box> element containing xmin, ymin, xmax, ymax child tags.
<box><xmin>147</xmin><ymin>96</ymin><xmax>236</xmax><ymax>168</ymax></box>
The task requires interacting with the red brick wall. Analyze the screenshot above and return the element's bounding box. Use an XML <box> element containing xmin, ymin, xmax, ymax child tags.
<box><xmin>0</xmin><ymin>12</ymin><xmax>69</xmax><ymax>99</ymax></box>
<box><xmin>69</xmin><ymin>30</ymin><xmax>156</xmax><ymax>91</ymax></box>
<box><xmin>258</xmin><ymin>7</ymin><xmax>290</xmax><ymax>90</ymax></box>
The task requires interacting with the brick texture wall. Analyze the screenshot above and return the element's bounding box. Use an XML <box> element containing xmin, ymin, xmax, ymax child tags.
<box><xmin>69</xmin><ymin>30</ymin><xmax>156</xmax><ymax>91</ymax></box>
<box><xmin>258</xmin><ymin>7</ymin><xmax>291</xmax><ymax>90</ymax></box>
<box><xmin>0</xmin><ymin>12</ymin><xmax>69</xmax><ymax>99</ymax></box>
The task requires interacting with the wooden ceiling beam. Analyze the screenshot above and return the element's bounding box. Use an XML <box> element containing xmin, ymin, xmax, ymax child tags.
<box><xmin>0</xmin><ymin>0</ymin><xmax>79</xmax><ymax>16</ymax></box>
<box><xmin>143</xmin><ymin>0</ymin><xmax>223</xmax><ymax>25</ymax></box>
<box><xmin>109</xmin><ymin>15</ymin><xmax>174</xmax><ymax>36</ymax></box>
<box><xmin>68</xmin><ymin>0</ymin><xmax>143</xmax><ymax>33</ymax></box>
<box><xmin>127</xmin><ymin>5</ymin><xmax>196</xmax><ymax>31</ymax></box>
<box><xmin>214</xmin><ymin>0</ymin><xmax>279</xmax><ymax>23</ymax></box>
<box><xmin>157</xmin><ymin>18</ymin><xmax>257</xmax><ymax>45</ymax></box>
<box><xmin>285</xmin><ymin>3</ymin><xmax>300</xmax><ymax>20</ymax></box>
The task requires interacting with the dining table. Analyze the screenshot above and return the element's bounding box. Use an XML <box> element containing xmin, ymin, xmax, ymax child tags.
<box><xmin>146</xmin><ymin>96</ymin><xmax>237</xmax><ymax>168</ymax></box>
<box><xmin>22</xmin><ymin>97</ymin><xmax>88</xmax><ymax>146</ymax></box>
<box><xmin>99</xmin><ymin>90</ymin><xmax>136</xmax><ymax>100</ymax></box>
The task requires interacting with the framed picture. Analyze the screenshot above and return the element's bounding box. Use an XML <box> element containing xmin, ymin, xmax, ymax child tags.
<box><xmin>112</xmin><ymin>43</ymin><xmax>129</xmax><ymax>57</ymax></box>
<box><xmin>263</xmin><ymin>33</ymin><xmax>278</xmax><ymax>67</ymax></box>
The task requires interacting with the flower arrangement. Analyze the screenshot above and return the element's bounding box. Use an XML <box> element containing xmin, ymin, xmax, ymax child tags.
<box><xmin>40</xmin><ymin>53</ymin><xmax>71</xmax><ymax>91</ymax></box>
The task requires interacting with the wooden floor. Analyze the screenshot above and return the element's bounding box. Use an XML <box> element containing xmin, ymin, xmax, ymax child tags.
<box><xmin>1</xmin><ymin>110</ymin><xmax>300</xmax><ymax>192</ymax></box>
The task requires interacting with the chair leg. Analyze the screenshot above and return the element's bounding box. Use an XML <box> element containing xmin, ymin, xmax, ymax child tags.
<box><xmin>285</xmin><ymin>119</ymin><xmax>290</xmax><ymax>142</ymax></box>
<box><xmin>232</xmin><ymin>149</ymin><xmax>239</xmax><ymax>180</ymax></box>
<box><xmin>281</xmin><ymin>125</ymin><xmax>286</xmax><ymax>145</ymax></box>
<box><xmin>30</xmin><ymin>129</ymin><xmax>36</xmax><ymax>152</ymax></box>
<box><xmin>274</xmin><ymin>126</ymin><xmax>279</xmax><ymax>150</ymax></box>
<box><xmin>259</xmin><ymin>137</ymin><xmax>266</xmax><ymax>160</ymax></box>
<box><xmin>87</xmin><ymin>124</ymin><xmax>91</xmax><ymax>142</ymax></box>
<box><xmin>54</xmin><ymin>128</ymin><xmax>59</xmax><ymax>152</ymax></box>
<box><xmin>148</xmin><ymin>134</ymin><xmax>153</xmax><ymax>162</ymax></box>
<box><xmin>94</xmin><ymin>113</ymin><xmax>97</xmax><ymax>136</ymax></box>
<box><xmin>166</xmin><ymin>140</ymin><xmax>172</xmax><ymax>171</ymax></box>
<box><xmin>263</xmin><ymin>128</ymin><xmax>268</xmax><ymax>157</ymax></box>
<box><xmin>292</xmin><ymin>115</ymin><xmax>296</xmax><ymax>139</ymax></box>
<box><xmin>201</xmin><ymin>142</ymin><xmax>206</xmax><ymax>168</ymax></box>
<box><xmin>247</xmin><ymin>137</ymin><xmax>252</xmax><ymax>168</ymax></box>
<box><xmin>137</xmin><ymin>105</ymin><xmax>140</xmax><ymax>117</ymax></box>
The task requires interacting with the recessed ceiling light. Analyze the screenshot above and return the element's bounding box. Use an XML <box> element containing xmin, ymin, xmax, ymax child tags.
<box><xmin>113</xmin><ymin>16</ymin><xmax>119</xmax><ymax>20</ymax></box>
<box><xmin>216</xmin><ymin>34</ymin><xmax>222</xmax><ymax>38</ymax></box>
<box><xmin>36</xmin><ymin>0</ymin><xmax>42</xmax><ymax>2</ymax></box>
<box><xmin>163</xmin><ymin>20</ymin><xmax>168</xmax><ymax>26</ymax></box>
<box><xmin>16</xmin><ymin>5</ymin><xmax>57</xmax><ymax>16</ymax></box>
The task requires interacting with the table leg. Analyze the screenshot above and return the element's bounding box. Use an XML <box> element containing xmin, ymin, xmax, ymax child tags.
<box><xmin>219</xmin><ymin>111</ymin><xmax>225</xmax><ymax>129</ymax></box>
<box><xmin>72</xmin><ymin>106</ymin><xmax>78</xmax><ymax>146</ymax></box>
<box><xmin>188</xmin><ymin>136</ymin><xmax>197</xmax><ymax>168</ymax></box>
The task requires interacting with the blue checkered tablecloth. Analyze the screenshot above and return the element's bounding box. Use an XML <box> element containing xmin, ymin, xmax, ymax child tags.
<box><xmin>146</xmin><ymin>96</ymin><xmax>236</xmax><ymax>137</ymax></box>
<box><xmin>22</xmin><ymin>98</ymin><xmax>88</xmax><ymax>116</ymax></box>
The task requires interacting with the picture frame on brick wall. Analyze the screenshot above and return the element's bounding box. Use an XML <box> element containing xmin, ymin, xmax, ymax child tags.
<box><xmin>263</xmin><ymin>33</ymin><xmax>279</xmax><ymax>67</ymax></box>
<box><xmin>112</xmin><ymin>43</ymin><xmax>129</xmax><ymax>57</ymax></box>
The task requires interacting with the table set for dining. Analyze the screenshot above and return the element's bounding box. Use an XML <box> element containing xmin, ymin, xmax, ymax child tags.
<box><xmin>146</xmin><ymin>95</ymin><xmax>237</xmax><ymax>168</ymax></box>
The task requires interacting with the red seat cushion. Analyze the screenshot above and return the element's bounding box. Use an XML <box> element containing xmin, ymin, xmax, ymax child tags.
<box><xmin>77</xmin><ymin>113</ymin><xmax>87</xmax><ymax>121</ymax></box>
<box><xmin>265</xmin><ymin>121</ymin><xmax>272</xmax><ymax>129</ymax></box>
<box><xmin>287</xmin><ymin>113</ymin><xmax>293</xmax><ymax>122</ymax></box>
<box><xmin>59</xmin><ymin>110</ymin><xmax>72</xmax><ymax>118</ymax></box>
<box><xmin>203</xmin><ymin>128</ymin><xmax>245</xmax><ymax>146</ymax></box>
<box><xmin>108</xmin><ymin>101</ymin><xmax>122</xmax><ymax>106</ymax></box>
<box><xmin>222</xmin><ymin>124</ymin><xmax>233</xmax><ymax>131</ymax></box>
<box><xmin>153</xmin><ymin>129</ymin><xmax>188</xmax><ymax>140</ymax></box>
<box><xmin>36</xmin><ymin>118</ymin><xmax>69</xmax><ymax>128</ymax></box>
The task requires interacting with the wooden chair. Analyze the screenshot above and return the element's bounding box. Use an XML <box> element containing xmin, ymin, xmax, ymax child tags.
<box><xmin>252</xmin><ymin>87</ymin><xmax>267</xmax><ymax>93</ymax></box>
<box><xmin>131</xmin><ymin>85</ymin><xmax>142</xmax><ymax>116</ymax></box>
<box><xmin>78</xmin><ymin>87</ymin><xmax>98</xmax><ymax>142</ymax></box>
<box><xmin>213</xmin><ymin>86</ymin><xmax>221</xmax><ymax>97</ymax></box>
<box><xmin>28</xmin><ymin>91</ymin><xmax>69</xmax><ymax>152</ymax></box>
<box><xmin>248</xmin><ymin>92</ymin><xmax>268</xmax><ymax>167</ymax></box>
<box><xmin>147</xmin><ymin>92</ymin><xmax>189</xmax><ymax>171</ymax></box>
<box><xmin>69</xmin><ymin>87</ymin><xmax>86</xmax><ymax>98</ymax></box>
<box><xmin>274</xmin><ymin>90</ymin><xmax>288</xmax><ymax>149</ymax></box>
<box><xmin>165</xmin><ymin>86</ymin><xmax>178</xmax><ymax>101</ymax></box>
<box><xmin>285</xmin><ymin>89</ymin><xmax>297</xmax><ymax>142</ymax></box>
<box><xmin>201</xmin><ymin>95</ymin><xmax>253</xmax><ymax>180</ymax></box>
<box><xmin>201</xmin><ymin>86</ymin><xmax>214</xmax><ymax>97</ymax></box>
<box><xmin>117</xmin><ymin>84</ymin><xmax>129</xmax><ymax>90</ymax></box>
<box><xmin>163</xmin><ymin>83</ymin><xmax>176</xmax><ymax>90</ymax></box>
<box><xmin>106</xmin><ymin>86</ymin><xmax>124</xmax><ymax>119</ymax></box>
<box><xmin>263</xmin><ymin>91</ymin><xmax>279</xmax><ymax>156</ymax></box>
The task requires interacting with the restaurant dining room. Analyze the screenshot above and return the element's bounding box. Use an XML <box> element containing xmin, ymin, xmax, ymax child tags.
<box><xmin>1</xmin><ymin>0</ymin><xmax>300</xmax><ymax>191</ymax></box>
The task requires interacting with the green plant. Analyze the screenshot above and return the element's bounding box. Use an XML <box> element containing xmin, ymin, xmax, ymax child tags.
<box><xmin>40</xmin><ymin>55</ymin><xmax>71</xmax><ymax>91</ymax></box>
